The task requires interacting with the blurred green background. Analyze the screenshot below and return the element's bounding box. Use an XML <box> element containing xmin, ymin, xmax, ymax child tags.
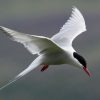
<box><xmin>0</xmin><ymin>0</ymin><xmax>100</xmax><ymax>100</ymax></box>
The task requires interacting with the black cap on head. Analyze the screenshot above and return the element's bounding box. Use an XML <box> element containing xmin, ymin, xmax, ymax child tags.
<box><xmin>73</xmin><ymin>52</ymin><xmax>87</xmax><ymax>67</ymax></box>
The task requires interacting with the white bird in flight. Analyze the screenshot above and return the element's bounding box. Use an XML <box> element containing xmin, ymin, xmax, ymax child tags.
<box><xmin>0</xmin><ymin>7</ymin><xmax>91</xmax><ymax>90</ymax></box>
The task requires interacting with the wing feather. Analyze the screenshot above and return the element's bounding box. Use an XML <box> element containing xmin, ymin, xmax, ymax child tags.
<box><xmin>51</xmin><ymin>7</ymin><xmax>86</xmax><ymax>50</ymax></box>
<box><xmin>0</xmin><ymin>26</ymin><xmax>61</xmax><ymax>55</ymax></box>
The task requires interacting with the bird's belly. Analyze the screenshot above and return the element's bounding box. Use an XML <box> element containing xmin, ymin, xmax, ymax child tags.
<box><xmin>42</xmin><ymin>52</ymin><xmax>69</xmax><ymax>65</ymax></box>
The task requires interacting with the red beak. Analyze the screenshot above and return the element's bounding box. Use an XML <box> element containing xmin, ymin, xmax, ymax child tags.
<box><xmin>83</xmin><ymin>67</ymin><xmax>91</xmax><ymax>77</ymax></box>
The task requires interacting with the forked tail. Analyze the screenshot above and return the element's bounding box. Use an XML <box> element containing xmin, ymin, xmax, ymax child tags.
<box><xmin>0</xmin><ymin>56</ymin><xmax>43</xmax><ymax>90</ymax></box>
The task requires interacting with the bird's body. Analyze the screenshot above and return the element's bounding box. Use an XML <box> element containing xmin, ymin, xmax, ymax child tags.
<box><xmin>41</xmin><ymin>49</ymin><xmax>68</xmax><ymax>65</ymax></box>
<box><xmin>0</xmin><ymin>7</ymin><xmax>91</xmax><ymax>90</ymax></box>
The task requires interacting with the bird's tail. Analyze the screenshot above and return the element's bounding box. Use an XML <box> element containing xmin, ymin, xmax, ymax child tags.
<box><xmin>0</xmin><ymin>56</ymin><xmax>43</xmax><ymax>90</ymax></box>
<box><xmin>0</xmin><ymin>76</ymin><xmax>20</xmax><ymax>90</ymax></box>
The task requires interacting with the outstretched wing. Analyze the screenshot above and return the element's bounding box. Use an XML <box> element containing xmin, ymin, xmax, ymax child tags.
<box><xmin>51</xmin><ymin>7</ymin><xmax>86</xmax><ymax>50</ymax></box>
<box><xmin>0</xmin><ymin>26</ymin><xmax>61</xmax><ymax>55</ymax></box>
<box><xmin>0</xmin><ymin>26</ymin><xmax>62</xmax><ymax>90</ymax></box>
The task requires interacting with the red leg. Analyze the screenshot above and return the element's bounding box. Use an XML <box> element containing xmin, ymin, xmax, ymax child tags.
<box><xmin>41</xmin><ymin>64</ymin><xmax>49</xmax><ymax>72</ymax></box>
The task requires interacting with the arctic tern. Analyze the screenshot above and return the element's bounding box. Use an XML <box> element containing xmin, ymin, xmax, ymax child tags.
<box><xmin>0</xmin><ymin>7</ymin><xmax>91</xmax><ymax>90</ymax></box>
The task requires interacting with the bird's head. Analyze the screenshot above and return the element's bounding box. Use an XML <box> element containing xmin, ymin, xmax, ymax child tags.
<box><xmin>73</xmin><ymin>52</ymin><xmax>91</xmax><ymax>77</ymax></box>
